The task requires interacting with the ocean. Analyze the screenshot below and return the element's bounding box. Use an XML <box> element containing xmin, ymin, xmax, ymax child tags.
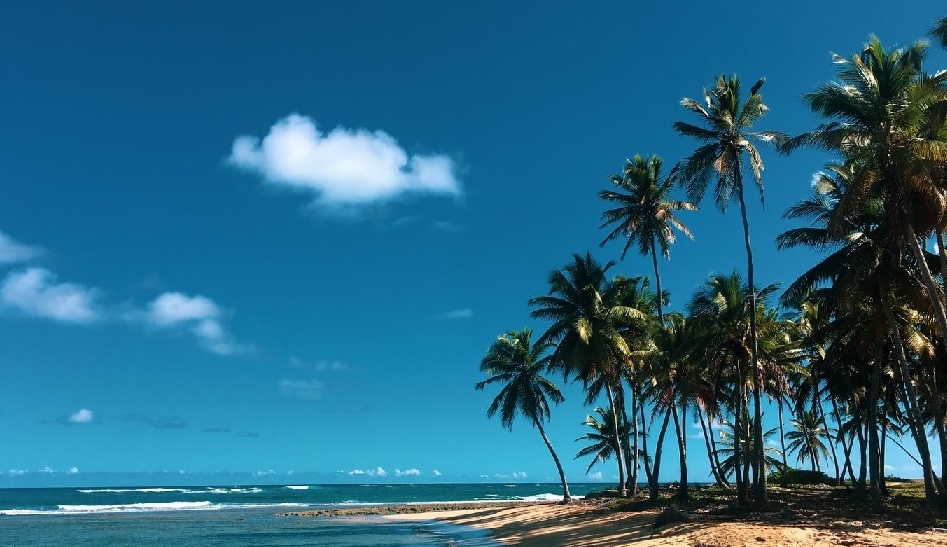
<box><xmin>0</xmin><ymin>482</ymin><xmax>603</xmax><ymax>546</ymax></box>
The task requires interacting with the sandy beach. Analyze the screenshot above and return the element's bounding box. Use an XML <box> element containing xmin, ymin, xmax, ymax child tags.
<box><xmin>383</xmin><ymin>500</ymin><xmax>947</xmax><ymax>546</ymax></box>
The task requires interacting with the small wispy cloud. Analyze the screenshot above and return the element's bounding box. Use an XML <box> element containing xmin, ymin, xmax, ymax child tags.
<box><xmin>124</xmin><ymin>414</ymin><xmax>187</xmax><ymax>429</ymax></box>
<box><xmin>143</xmin><ymin>292</ymin><xmax>247</xmax><ymax>356</ymax></box>
<box><xmin>0</xmin><ymin>231</ymin><xmax>42</xmax><ymax>264</ymax></box>
<box><xmin>431</xmin><ymin>220</ymin><xmax>462</xmax><ymax>232</ymax></box>
<box><xmin>289</xmin><ymin>358</ymin><xmax>348</xmax><ymax>372</ymax></box>
<box><xmin>227</xmin><ymin>114</ymin><xmax>462</xmax><ymax>208</ymax></box>
<box><xmin>67</xmin><ymin>408</ymin><xmax>95</xmax><ymax>424</ymax></box>
<box><xmin>0</xmin><ymin>268</ymin><xmax>101</xmax><ymax>324</ymax></box>
<box><xmin>588</xmin><ymin>471</ymin><xmax>603</xmax><ymax>480</ymax></box>
<box><xmin>279</xmin><ymin>379</ymin><xmax>324</xmax><ymax>401</ymax></box>
<box><xmin>68</xmin><ymin>467</ymin><xmax>79</xmax><ymax>474</ymax></box>
<box><xmin>432</xmin><ymin>469</ymin><xmax>442</xmax><ymax>477</ymax></box>
<box><xmin>435</xmin><ymin>308</ymin><xmax>473</xmax><ymax>320</ymax></box>
<box><xmin>38</xmin><ymin>466</ymin><xmax>55</xmax><ymax>474</ymax></box>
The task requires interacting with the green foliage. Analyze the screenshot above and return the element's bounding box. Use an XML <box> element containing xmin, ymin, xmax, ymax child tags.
<box><xmin>768</xmin><ymin>467</ymin><xmax>831</xmax><ymax>485</ymax></box>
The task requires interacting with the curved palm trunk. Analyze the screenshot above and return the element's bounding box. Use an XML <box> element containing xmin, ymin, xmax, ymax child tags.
<box><xmin>698</xmin><ymin>404</ymin><xmax>729</xmax><ymax>487</ymax></box>
<box><xmin>649</xmin><ymin>406</ymin><xmax>673</xmax><ymax>500</ymax></box>
<box><xmin>906</xmin><ymin>223</ymin><xmax>947</xmax><ymax>352</ymax></box>
<box><xmin>605</xmin><ymin>382</ymin><xmax>628</xmax><ymax>497</ymax></box>
<box><xmin>879</xmin><ymin>284</ymin><xmax>941</xmax><ymax>509</ymax></box>
<box><xmin>629</xmin><ymin>386</ymin><xmax>640</xmax><ymax>496</ymax></box>
<box><xmin>735</xmin><ymin>180</ymin><xmax>766</xmax><ymax>508</ymax></box>
<box><xmin>672</xmin><ymin>400</ymin><xmax>689</xmax><ymax>500</ymax></box>
<box><xmin>533</xmin><ymin>417</ymin><xmax>572</xmax><ymax>503</ymax></box>
<box><xmin>638</xmin><ymin>386</ymin><xmax>654</xmax><ymax>489</ymax></box>
<box><xmin>617</xmin><ymin>388</ymin><xmax>636</xmax><ymax>496</ymax></box>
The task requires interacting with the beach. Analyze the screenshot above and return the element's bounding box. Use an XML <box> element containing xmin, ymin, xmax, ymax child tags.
<box><xmin>383</xmin><ymin>497</ymin><xmax>947</xmax><ymax>546</ymax></box>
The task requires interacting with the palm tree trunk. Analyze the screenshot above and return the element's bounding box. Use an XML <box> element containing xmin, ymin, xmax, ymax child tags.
<box><xmin>906</xmin><ymin>223</ymin><xmax>947</xmax><ymax>355</ymax></box>
<box><xmin>735</xmin><ymin>180</ymin><xmax>766</xmax><ymax>508</ymax></box>
<box><xmin>533</xmin><ymin>417</ymin><xmax>572</xmax><ymax>503</ymax></box>
<box><xmin>857</xmin><ymin>420</ymin><xmax>868</xmax><ymax>490</ymax></box>
<box><xmin>649</xmin><ymin>405</ymin><xmax>673</xmax><ymax>500</ymax></box>
<box><xmin>879</xmin><ymin>284</ymin><xmax>941</xmax><ymax>509</ymax></box>
<box><xmin>829</xmin><ymin>397</ymin><xmax>847</xmax><ymax>485</ymax></box>
<box><xmin>672</xmin><ymin>400</ymin><xmax>689</xmax><ymax>500</ymax></box>
<box><xmin>777</xmin><ymin>396</ymin><xmax>788</xmax><ymax>471</ymax></box>
<box><xmin>867</xmin><ymin>335</ymin><xmax>883</xmax><ymax>508</ymax></box>
<box><xmin>605</xmin><ymin>382</ymin><xmax>628</xmax><ymax>497</ymax></box>
<box><xmin>630</xmin><ymin>385</ymin><xmax>640</xmax><ymax>496</ymax></box>
<box><xmin>650</xmin><ymin>236</ymin><xmax>665</xmax><ymax>326</ymax></box>
<box><xmin>617</xmin><ymin>387</ymin><xmax>636</xmax><ymax>496</ymax></box>
<box><xmin>638</xmin><ymin>385</ymin><xmax>654</xmax><ymax>489</ymax></box>
<box><xmin>698</xmin><ymin>404</ymin><xmax>729</xmax><ymax>487</ymax></box>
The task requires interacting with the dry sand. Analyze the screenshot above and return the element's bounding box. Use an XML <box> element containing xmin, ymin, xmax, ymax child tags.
<box><xmin>385</xmin><ymin>501</ymin><xmax>947</xmax><ymax>546</ymax></box>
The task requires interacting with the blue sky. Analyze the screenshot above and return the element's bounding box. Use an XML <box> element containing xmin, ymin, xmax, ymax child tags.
<box><xmin>1</xmin><ymin>2</ymin><xmax>945</xmax><ymax>487</ymax></box>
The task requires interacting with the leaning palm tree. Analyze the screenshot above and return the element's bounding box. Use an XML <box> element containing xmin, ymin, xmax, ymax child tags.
<box><xmin>599</xmin><ymin>154</ymin><xmax>697</xmax><ymax>324</ymax></box>
<box><xmin>476</xmin><ymin>328</ymin><xmax>572</xmax><ymax>502</ymax></box>
<box><xmin>673</xmin><ymin>74</ymin><xmax>787</xmax><ymax>507</ymax></box>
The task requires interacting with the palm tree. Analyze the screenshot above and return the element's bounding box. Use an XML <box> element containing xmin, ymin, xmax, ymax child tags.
<box><xmin>785</xmin><ymin>410</ymin><xmax>831</xmax><ymax>472</ymax></box>
<box><xmin>529</xmin><ymin>253</ymin><xmax>646</xmax><ymax>496</ymax></box>
<box><xmin>599</xmin><ymin>154</ymin><xmax>697</xmax><ymax>324</ymax></box>
<box><xmin>688</xmin><ymin>271</ymin><xmax>779</xmax><ymax>504</ymax></box>
<box><xmin>573</xmin><ymin>407</ymin><xmax>629</xmax><ymax>475</ymax></box>
<box><xmin>476</xmin><ymin>328</ymin><xmax>572</xmax><ymax>502</ymax></box>
<box><xmin>786</xmin><ymin>37</ymin><xmax>947</xmax><ymax>508</ymax></box>
<box><xmin>673</xmin><ymin>74</ymin><xmax>787</xmax><ymax>507</ymax></box>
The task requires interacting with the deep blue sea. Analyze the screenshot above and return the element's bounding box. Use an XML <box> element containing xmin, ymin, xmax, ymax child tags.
<box><xmin>0</xmin><ymin>483</ymin><xmax>602</xmax><ymax>546</ymax></box>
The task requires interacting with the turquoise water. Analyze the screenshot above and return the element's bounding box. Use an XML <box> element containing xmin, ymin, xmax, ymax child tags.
<box><xmin>0</xmin><ymin>483</ymin><xmax>602</xmax><ymax>546</ymax></box>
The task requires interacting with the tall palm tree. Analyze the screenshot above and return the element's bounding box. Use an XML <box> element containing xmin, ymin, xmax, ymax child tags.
<box><xmin>787</xmin><ymin>37</ymin><xmax>947</xmax><ymax>360</ymax></box>
<box><xmin>786</xmin><ymin>37</ymin><xmax>947</xmax><ymax>508</ymax></box>
<box><xmin>673</xmin><ymin>74</ymin><xmax>787</xmax><ymax>507</ymax></box>
<box><xmin>529</xmin><ymin>253</ymin><xmax>646</xmax><ymax>496</ymax></box>
<box><xmin>476</xmin><ymin>328</ymin><xmax>572</xmax><ymax>502</ymax></box>
<box><xmin>599</xmin><ymin>154</ymin><xmax>697</xmax><ymax>324</ymax></box>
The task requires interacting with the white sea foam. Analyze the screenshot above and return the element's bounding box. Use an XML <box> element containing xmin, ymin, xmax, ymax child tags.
<box><xmin>58</xmin><ymin>501</ymin><xmax>218</xmax><ymax>513</ymax></box>
<box><xmin>285</xmin><ymin>485</ymin><xmax>309</xmax><ymax>490</ymax></box>
<box><xmin>516</xmin><ymin>493</ymin><xmax>582</xmax><ymax>502</ymax></box>
<box><xmin>77</xmin><ymin>488</ymin><xmax>189</xmax><ymax>494</ymax></box>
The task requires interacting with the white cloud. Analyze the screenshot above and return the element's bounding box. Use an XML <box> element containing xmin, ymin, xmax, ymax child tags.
<box><xmin>347</xmin><ymin>467</ymin><xmax>388</xmax><ymax>478</ymax></box>
<box><xmin>8</xmin><ymin>469</ymin><xmax>26</xmax><ymax>476</ymax></box>
<box><xmin>588</xmin><ymin>471</ymin><xmax>603</xmax><ymax>480</ymax></box>
<box><xmin>147</xmin><ymin>292</ymin><xmax>219</xmax><ymax>326</ymax></box>
<box><xmin>39</xmin><ymin>466</ymin><xmax>55</xmax><ymax>473</ymax></box>
<box><xmin>68</xmin><ymin>467</ymin><xmax>79</xmax><ymax>474</ymax></box>
<box><xmin>395</xmin><ymin>468</ymin><xmax>420</xmax><ymax>477</ymax></box>
<box><xmin>255</xmin><ymin>470</ymin><xmax>276</xmax><ymax>477</ymax></box>
<box><xmin>279</xmin><ymin>379</ymin><xmax>324</xmax><ymax>401</ymax></box>
<box><xmin>0</xmin><ymin>268</ymin><xmax>100</xmax><ymax>324</ymax></box>
<box><xmin>511</xmin><ymin>471</ymin><xmax>527</xmax><ymax>479</ymax></box>
<box><xmin>0</xmin><ymin>231</ymin><xmax>42</xmax><ymax>264</ymax></box>
<box><xmin>144</xmin><ymin>292</ymin><xmax>246</xmax><ymax>356</ymax></box>
<box><xmin>432</xmin><ymin>469</ymin><xmax>442</xmax><ymax>477</ymax></box>
<box><xmin>227</xmin><ymin>114</ymin><xmax>461</xmax><ymax>206</ymax></box>
<box><xmin>67</xmin><ymin>408</ymin><xmax>94</xmax><ymax>424</ymax></box>
<box><xmin>435</xmin><ymin>308</ymin><xmax>473</xmax><ymax>320</ymax></box>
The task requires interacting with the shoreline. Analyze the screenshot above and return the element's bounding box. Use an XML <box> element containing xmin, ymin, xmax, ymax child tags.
<box><xmin>281</xmin><ymin>490</ymin><xmax>947</xmax><ymax>547</ymax></box>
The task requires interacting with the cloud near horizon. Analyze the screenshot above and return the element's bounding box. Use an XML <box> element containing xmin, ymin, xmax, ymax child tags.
<box><xmin>227</xmin><ymin>114</ymin><xmax>461</xmax><ymax>207</ymax></box>
<box><xmin>0</xmin><ymin>268</ymin><xmax>101</xmax><ymax>324</ymax></box>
